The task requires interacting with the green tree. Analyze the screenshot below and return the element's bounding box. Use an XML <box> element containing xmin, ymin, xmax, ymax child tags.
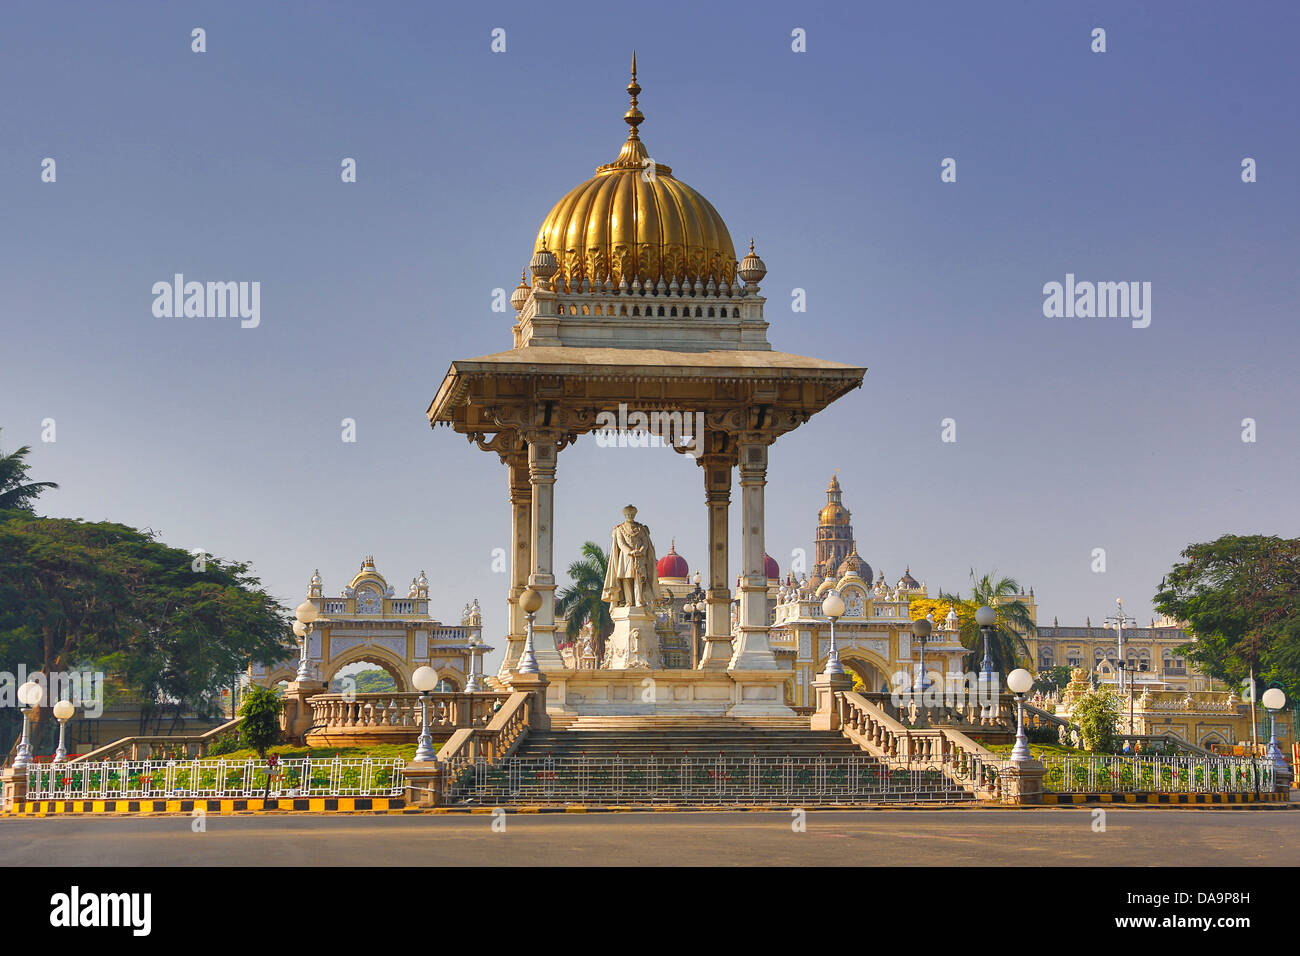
<box><xmin>237</xmin><ymin>684</ymin><xmax>282</xmax><ymax>758</ymax></box>
<box><xmin>1154</xmin><ymin>535</ymin><xmax>1300</xmax><ymax>700</ymax></box>
<box><xmin>1073</xmin><ymin>686</ymin><xmax>1120</xmax><ymax>753</ymax></box>
<box><xmin>0</xmin><ymin>430</ymin><xmax>58</xmax><ymax>511</ymax></box>
<box><xmin>1033</xmin><ymin>664</ymin><xmax>1073</xmax><ymax>694</ymax></box>
<box><xmin>0</xmin><ymin>513</ymin><xmax>291</xmax><ymax>742</ymax></box>
<box><xmin>1154</xmin><ymin>535</ymin><xmax>1300</xmax><ymax>746</ymax></box>
<box><xmin>557</xmin><ymin>541</ymin><xmax>613</xmax><ymax>661</ymax></box>
<box><xmin>330</xmin><ymin>668</ymin><xmax>396</xmax><ymax>694</ymax></box>
<box><xmin>930</xmin><ymin>570</ymin><xmax>1036</xmax><ymax>678</ymax></box>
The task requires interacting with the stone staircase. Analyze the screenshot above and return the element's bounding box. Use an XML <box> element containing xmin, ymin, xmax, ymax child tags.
<box><xmin>516</xmin><ymin>728</ymin><xmax>866</xmax><ymax>760</ymax></box>
<box><xmin>444</xmin><ymin>726</ymin><xmax>975</xmax><ymax>805</ymax></box>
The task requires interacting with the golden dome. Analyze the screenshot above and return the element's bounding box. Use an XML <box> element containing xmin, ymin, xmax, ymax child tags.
<box><xmin>534</xmin><ymin>57</ymin><xmax>737</xmax><ymax>290</ymax></box>
<box><xmin>819</xmin><ymin>502</ymin><xmax>850</xmax><ymax>525</ymax></box>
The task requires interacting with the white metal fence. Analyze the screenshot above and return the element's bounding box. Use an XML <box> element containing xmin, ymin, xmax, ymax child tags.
<box><xmin>1038</xmin><ymin>755</ymin><xmax>1273</xmax><ymax>794</ymax></box>
<box><xmin>442</xmin><ymin>754</ymin><xmax>975</xmax><ymax>805</ymax></box>
<box><xmin>25</xmin><ymin>757</ymin><xmax>405</xmax><ymax>799</ymax></box>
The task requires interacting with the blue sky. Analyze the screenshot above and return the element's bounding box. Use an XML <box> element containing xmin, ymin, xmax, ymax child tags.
<box><xmin>3</xmin><ymin>1</ymin><xmax>1297</xmax><ymax>672</ymax></box>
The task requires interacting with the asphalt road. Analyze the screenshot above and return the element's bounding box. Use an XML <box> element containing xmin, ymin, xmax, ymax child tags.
<box><xmin>4</xmin><ymin>807</ymin><xmax>1298</xmax><ymax>866</ymax></box>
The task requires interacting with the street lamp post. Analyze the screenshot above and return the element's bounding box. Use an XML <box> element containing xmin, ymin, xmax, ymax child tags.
<box><xmin>52</xmin><ymin>699</ymin><xmax>76</xmax><ymax>764</ymax></box>
<box><xmin>14</xmin><ymin>680</ymin><xmax>44</xmax><ymax>770</ymax></box>
<box><xmin>975</xmin><ymin>605</ymin><xmax>996</xmax><ymax>684</ymax></box>
<box><xmin>821</xmin><ymin>591</ymin><xmax>845</xmax><ymax>677</ymax></box>
<box><xmin>685</xmin><ymin>571</ymin><xmax>706</xmax><ymax>670</ymax></box>
<box><xmin>294</xmin><ymin>599</ymin><xmax>320</xmax><ymax>682</ymax></box>
<box><xmin>1104</xmin><ymin>597</ymin><xmax>1136</xmax><ymax>697</ymax></box>
<box><xmin>517</xmin><ymin>588</ymin><xmax>543</xmax><ymax>675</ymax></box>
<box><xmin>411</xmin><ymin>665</ymin><xmax>440</xmax><ymax>762</ymax></box>
<box><xmin>911</xmin><ymin>617</ymin><xmax>932</xmax><ymax>694</ymax></box>
<box><xmin>1115</xmin><ymin>659</ymin><xmax>1134</xmax><ymax>741</ymax></box>
<box><xmin>1007</xmin><ymin>668</ymin><xmax>1034</xmax><ymax>762</ymax></box>
<box><xmin>1262</xmin><ymin>687</ymin><xmax>1289</xmax><ymax>772</ymax></box>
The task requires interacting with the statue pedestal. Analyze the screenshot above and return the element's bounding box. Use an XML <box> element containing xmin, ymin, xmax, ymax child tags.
<box><xmin>540</xmin><ymin>668</ymin><xmax>796</xmax><ymax>725</ymax></box>
<box><xmin>604</xmin><ymin>605</ymin><xmax>661</xmax><ymax>669</ymax></box>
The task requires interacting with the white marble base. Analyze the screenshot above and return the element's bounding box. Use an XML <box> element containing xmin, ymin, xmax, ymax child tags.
<box><xmin>541</xmin><ymin>667</ymin><xmax>795</xmax><ymax>722</ymax></box>
<box><xmin>603</xmin><ymin>605</ymin><xmax>660</xmax><ymax>669</ymax></box>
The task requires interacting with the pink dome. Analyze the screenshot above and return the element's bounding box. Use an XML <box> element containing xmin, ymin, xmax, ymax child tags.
<box><xmin>657</xmin><ymin>540</ymin><xmax>689</xmax><ymax>579</ymax></box>
<box><xmin>765</xmin><ymin>553</ymin><xmax>779</xmax><ymax>579</ymax></box>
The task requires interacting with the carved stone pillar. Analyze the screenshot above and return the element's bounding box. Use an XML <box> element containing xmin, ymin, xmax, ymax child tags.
<box><xmin>730</xmin><ymin>439</ymin><xmax>778</xmax><ymax>670</ymax></box>
<box><xmin>697</xmin><ymin>432</ymin><xmax>735</xmax><ymax>670</ymax></box>
<box><xmin>500</xmin><ymin>452</ymin><xmax>532</xmax><ymax>675</ymax></box>
<box><xmin>524</xmin><ymin>430</ymin><xmax>564</xmax><ymax>669</ymax></box>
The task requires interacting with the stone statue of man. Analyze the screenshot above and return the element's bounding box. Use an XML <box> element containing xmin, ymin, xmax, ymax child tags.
<box><xmin>601</xmin><ymin>504</ymin><xmax>659</xmax><ymax>609</ymax></box>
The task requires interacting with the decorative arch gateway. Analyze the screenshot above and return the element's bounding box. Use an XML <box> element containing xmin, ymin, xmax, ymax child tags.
<box><xmin>248</xmin><ymin>557</ymin><xmax>489</xmax><ymax>694</ymax></box>
<box><xmin>426</xmin><ymin>63</ymin><xmax>865</xmax><ymax>691</ymax></box>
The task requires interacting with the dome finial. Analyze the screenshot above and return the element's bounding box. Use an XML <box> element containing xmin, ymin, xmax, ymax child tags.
<box><xmin>624</xmin><ymin>51</ymin><xmax>643</xmax><ymax>138</ymax></box>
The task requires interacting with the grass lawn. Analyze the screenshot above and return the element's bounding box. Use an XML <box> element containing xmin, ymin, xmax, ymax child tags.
<box><xmin>191</xmin><ymin>743</ymin><xmax>424</xmax><ymax>763</ymax></box>
<box><xmin>985</xmin><ymin>742</ymin><xmax>1090</xmax><ymax>759</ymax></box>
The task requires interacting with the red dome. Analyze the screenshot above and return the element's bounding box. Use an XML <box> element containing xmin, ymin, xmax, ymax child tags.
<box><xmin>765</xmin><ymin>553</ymin><xmax>779</xmax><ymax>579</ymax></box>
<box><xmin>657</xmin><ymin>541</ymin><xmax>689</xmax><ymax>579</ymax></box>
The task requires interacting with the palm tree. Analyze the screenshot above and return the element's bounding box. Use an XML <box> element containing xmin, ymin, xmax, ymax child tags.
<box><xmin>939</xmin><ymin>570</ymin><xmax>1036</xmax><ymax>678</ymax></box>
<box><xmin>0</xmin><ymin>430</ymin><xmax>58</xmax><ymax>511</ymax></box>
<box><xmin>556</xmin><ymin>541</ymin><xmax>613</xmax><ymax>662</ymax></box>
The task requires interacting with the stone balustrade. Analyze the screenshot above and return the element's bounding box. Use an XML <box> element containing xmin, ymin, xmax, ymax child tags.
<box><xmin>835</xmin><ymin>692</ymin><xmax>1006</xmax><ymax>801</ymax></box>
<box><xmin>69</xmin><ymin>717</ymin><xmax>244</xmax><ymax>763</ymax></box>
<box><xmin>305</xmin><ymin>691</ymin><xmax>511</xmax><ymax>746</ymax></box>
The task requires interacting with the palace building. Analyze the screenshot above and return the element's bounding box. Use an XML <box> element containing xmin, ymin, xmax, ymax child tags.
<box><xmin>1026</xmin><ymin>616</ymin><xmax>1203</xmax><ymax>692</ymax></box>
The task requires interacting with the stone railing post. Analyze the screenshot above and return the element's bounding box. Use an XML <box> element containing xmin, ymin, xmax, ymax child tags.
<box><xmin>506</xmin><ymin>672</ymin><xmax>550</xmax><ymax>731</ymax></box>
<box><xmin>282</xmin><ymin>680</ymin><xmax>327</xmax><ymax>744</ymax></box>
<box><xmin>404</xmin><ymin>762</ymin><xmax>443</xmax><ymax>808</ymax></box>
<box><xmin>2</xmin><ymin>765</ymin><xmax>28</xmax><ymax>812</ymax></box>
<box><xmin>999</xmin><ymin>760</ymin><xmax>1046</xmax><ymax>805</ymax></box>
<box><xmin>810</xmin><ymin>674</ymin><xmax>853</xmax><ymax>731</ymax></box>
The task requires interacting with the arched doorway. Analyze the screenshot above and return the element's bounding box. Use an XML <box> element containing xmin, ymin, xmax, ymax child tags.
<box><xmin>322</xmin><ymin>648</ymin><xmax>410</xmax><ymax>693</ymax></box>
<box><xmin>839</xmin><ymin>654</ymin><xmax>891</xmax><ymax>695</ymax></box>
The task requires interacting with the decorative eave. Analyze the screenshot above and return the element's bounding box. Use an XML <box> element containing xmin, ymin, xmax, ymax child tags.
<box><xmin>427</xmin><ymin>346</ymin><xmax>866</xmax><ymax>434</ymax></box>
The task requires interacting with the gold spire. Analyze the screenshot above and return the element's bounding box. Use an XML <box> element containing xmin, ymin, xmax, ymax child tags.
<box><xmin>625</xmin><ymin>51</ymin><xmax>643</xmax><ymax>138</ymax></box>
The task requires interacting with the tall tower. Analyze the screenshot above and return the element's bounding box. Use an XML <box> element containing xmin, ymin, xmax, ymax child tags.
<box><xmin>815</xmin><ymin>473</ymin><xmax>855</xmax><ymax>571</ymax></box>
